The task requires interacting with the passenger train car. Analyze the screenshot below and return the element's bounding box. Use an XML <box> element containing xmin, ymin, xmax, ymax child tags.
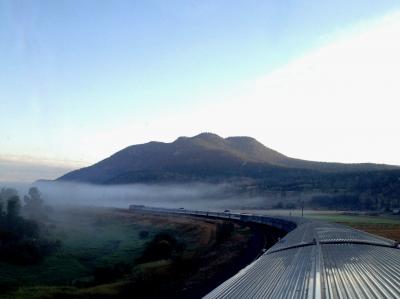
<box><xmin>129</xmin><ymin>205</ymin><xmax>400</xmax><ymax>299</ymax></box>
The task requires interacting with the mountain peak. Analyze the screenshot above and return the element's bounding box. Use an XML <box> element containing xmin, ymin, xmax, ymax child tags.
<box><xmin>57</xmin><ymin>133</ymin><xmax>398</xmax><ymax>184</ymax></box>
<box><xmin>174</xmin><ymin>132</ymin><xmax>221</xmax><ymax>142</ymax></box>
<box><xmin>192</xmin><ymin>132</ymin><xmax>223</xmax><ymax>140</ymax></box>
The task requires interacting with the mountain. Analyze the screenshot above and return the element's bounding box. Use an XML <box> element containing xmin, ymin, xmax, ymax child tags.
<box><xmin>57</xmin><ymin>133</ymin><xmax>397</xmax><ymax>184</ymax></box>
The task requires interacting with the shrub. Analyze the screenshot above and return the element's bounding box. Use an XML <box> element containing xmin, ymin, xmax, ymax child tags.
<box><xmin>137</xmin><ymin>231</ymin><xmax>182</xmax><ymax>263</ymax></box>
<box><xmin>216</xmin><ymin>221</ymin><xmax>234</xmax><ymax>244</ymax></box>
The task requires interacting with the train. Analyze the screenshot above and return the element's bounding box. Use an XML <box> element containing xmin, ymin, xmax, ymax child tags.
<box><xmin>128</xmin><ymin>204</ymin><xmax>400</xmax><ymax>298</ymax></box>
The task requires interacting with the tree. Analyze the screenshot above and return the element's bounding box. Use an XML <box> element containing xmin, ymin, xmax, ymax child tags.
<box><xmin>0</xmin><ymin>199</ymin><xmax>4</xmax><ymax>217</ymax></box>
<box><xmin>6</xmin><ymin>196</ymin><xmax>21</xmax><ymax>220</ymax></box>
<box><xmin>0</xmin><ymin>188</ymin><xmax>18</xmax><ymax>201</ymax></box>
<box><xmin>23</xmin><ymin>187</ymin><xmax>48</xmax><ymax>220</ymax></box>
<box><xmin>24</xmin><ymin>187</ymin><xmax>43</xmax><ymax>206</ymax></box>
<box><xmin>0</xmin><ymin>187</ymin><xmax>60</xmax><ymax>264</ymax></box>
<box><xmin>1</xmin><ymin>188</ymin><xmax>18</xmax><ymax>218</ymax></box>
<box><xmin>0</xmin><ymin>188</ymin><xmax>18</xmax><ymax>209</ymax></box>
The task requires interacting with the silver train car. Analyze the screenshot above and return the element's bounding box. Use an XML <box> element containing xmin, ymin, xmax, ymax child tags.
<box><xmin>129</xmin><ymin>205</ymin><xmax>400</xmax><ymax>299</ymax></box>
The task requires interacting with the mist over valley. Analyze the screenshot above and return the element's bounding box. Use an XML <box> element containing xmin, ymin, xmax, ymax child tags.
<box><xmin>3</xmin><ymin>2</ymin><xmax>400</xmax><ymax>298</ymax></box>
<box><xmin>44</xmin><ymin>133</ymin><xmax>400</xmax><ymax>212</ymax></box>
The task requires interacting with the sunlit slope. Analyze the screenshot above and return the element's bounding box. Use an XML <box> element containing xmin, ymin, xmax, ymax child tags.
<box><xmin>57</xmin><ymin>133</ymin><xmax>397</xmax><ymax>184</ymax></box>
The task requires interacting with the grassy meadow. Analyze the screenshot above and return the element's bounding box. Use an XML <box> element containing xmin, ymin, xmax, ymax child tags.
<box><xmin>0</xmin><ymin>207</ymin><xmax>256</xmax><ymax>299</ymax></box>
<box><xmin>0</xmin><ymin>208</ymin><xmax>162</xmax><ymax>293</ymax></box>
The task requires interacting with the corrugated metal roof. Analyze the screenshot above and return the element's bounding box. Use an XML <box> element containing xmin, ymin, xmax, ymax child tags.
<box><xmin>204</xmin><ymin>246</ymin><xmax>316</xmax><ymax>299</ymax></box>
<box><xmin>321</xmin><ymin>244</ymin><xmax>400</xmax><ymax>298</ymax></box>
<box><xmin>204</xmin><ymin>217</ymin><xmax>400</xmax><ymax>299</ymax></box>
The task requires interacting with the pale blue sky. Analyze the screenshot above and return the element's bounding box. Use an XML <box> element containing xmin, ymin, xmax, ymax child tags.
<box><xmin>1</xmin><ymin>1</ymin><xmax>400</xmax><ymax>181</ymax></box>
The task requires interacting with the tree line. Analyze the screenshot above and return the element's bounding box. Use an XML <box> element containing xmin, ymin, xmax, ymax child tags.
<box><xmin>0</xmin><ymin>187</ymin><xmax>59</xmax><ymax>264</ymax></box>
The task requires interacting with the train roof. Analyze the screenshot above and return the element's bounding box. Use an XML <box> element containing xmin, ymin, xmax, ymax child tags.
<box><xmin>205</xmin><ymin>215</ymin><xmax>400</xmax><ymax>299</ymax></box>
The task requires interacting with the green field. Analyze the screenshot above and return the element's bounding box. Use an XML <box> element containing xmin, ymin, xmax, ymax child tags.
<box><xmin>0</xmin><ymin>208</ymin><xmax>163</xmax><ymax>292</ymax></box>
<box><xmin>0</xmin><ymin>207</ymin><xmax>255</xmax><ymax>299</ymax></box>
<box><xmin>1</xmin><ymin>207</ymin><xmax>206</xmax><ymax>298</ymax></box>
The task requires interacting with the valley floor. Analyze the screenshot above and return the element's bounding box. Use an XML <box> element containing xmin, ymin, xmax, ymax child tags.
<box><xmin>0</xmin><ymin>207</ymin><xmax>272</xmax><ymax>299</ymax></box>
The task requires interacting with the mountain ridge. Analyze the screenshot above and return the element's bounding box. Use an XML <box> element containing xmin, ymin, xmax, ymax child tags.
<box><xmin>57</xmin><ymin>133</ymin><xmax>398</xmax><ymax>185</ymax></box>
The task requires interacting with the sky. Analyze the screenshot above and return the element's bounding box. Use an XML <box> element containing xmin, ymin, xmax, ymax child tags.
<box><xmin>1</xmin><ymin>0</ymin><xmax>400</xmax><ymax>182</ymax></box>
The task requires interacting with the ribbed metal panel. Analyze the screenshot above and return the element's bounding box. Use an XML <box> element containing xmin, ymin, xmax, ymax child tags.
<box><xmin>321</xmin><ymin>244</ymin><xmax>400</xmax><ymax>299</ymax></box>
<box><xmin>204</xmin><ymin>247</ymin><xmax>315</xmax><ymax>299</ymax></box>
<box><xmin>316</xmin><ymin>225</ymin><xmax>395</xmax><ymax>246</ymax></box>
<box><xmin>205</xmin><ymin>243</ymin><xmax>400</xmax><ymax>299</ymax></box>
<box><xmin>203</xmin><ymin>216</ymin><xmax>400</xmax><ymax>299</ymax></box>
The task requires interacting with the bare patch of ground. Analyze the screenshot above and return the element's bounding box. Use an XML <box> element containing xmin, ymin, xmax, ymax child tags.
<box><xmin>344</xmin><ymin>223</ymin><xmax>400</xmax><ymax>241</ymax></box>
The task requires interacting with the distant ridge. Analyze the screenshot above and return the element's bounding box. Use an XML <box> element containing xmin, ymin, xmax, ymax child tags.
<box><xmin>57</xmin><ymin>133</ymin><xmax>397</xmax><ymax>184</ymax></box>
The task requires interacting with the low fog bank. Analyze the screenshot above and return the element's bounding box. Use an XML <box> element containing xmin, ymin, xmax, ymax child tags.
<box><xmin>0</xmin><ymin>181</ymin><xmax>32</xmax><ymax>195</ymax></box>
<box><xmin>32</xmin><ymin>181</ymin><xmax>269</xmax><ymax>210</ymax></box>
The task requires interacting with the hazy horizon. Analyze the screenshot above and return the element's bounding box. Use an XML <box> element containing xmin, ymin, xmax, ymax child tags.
<box><xmin>2</xmin><ymin>1</ymin><xmax>400</xmax><ymax>182</ymax></box>
<box><xmin>2</xmin><ymin>131</ymin><xmax>400</xmax><ymax>184</ymax></box>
